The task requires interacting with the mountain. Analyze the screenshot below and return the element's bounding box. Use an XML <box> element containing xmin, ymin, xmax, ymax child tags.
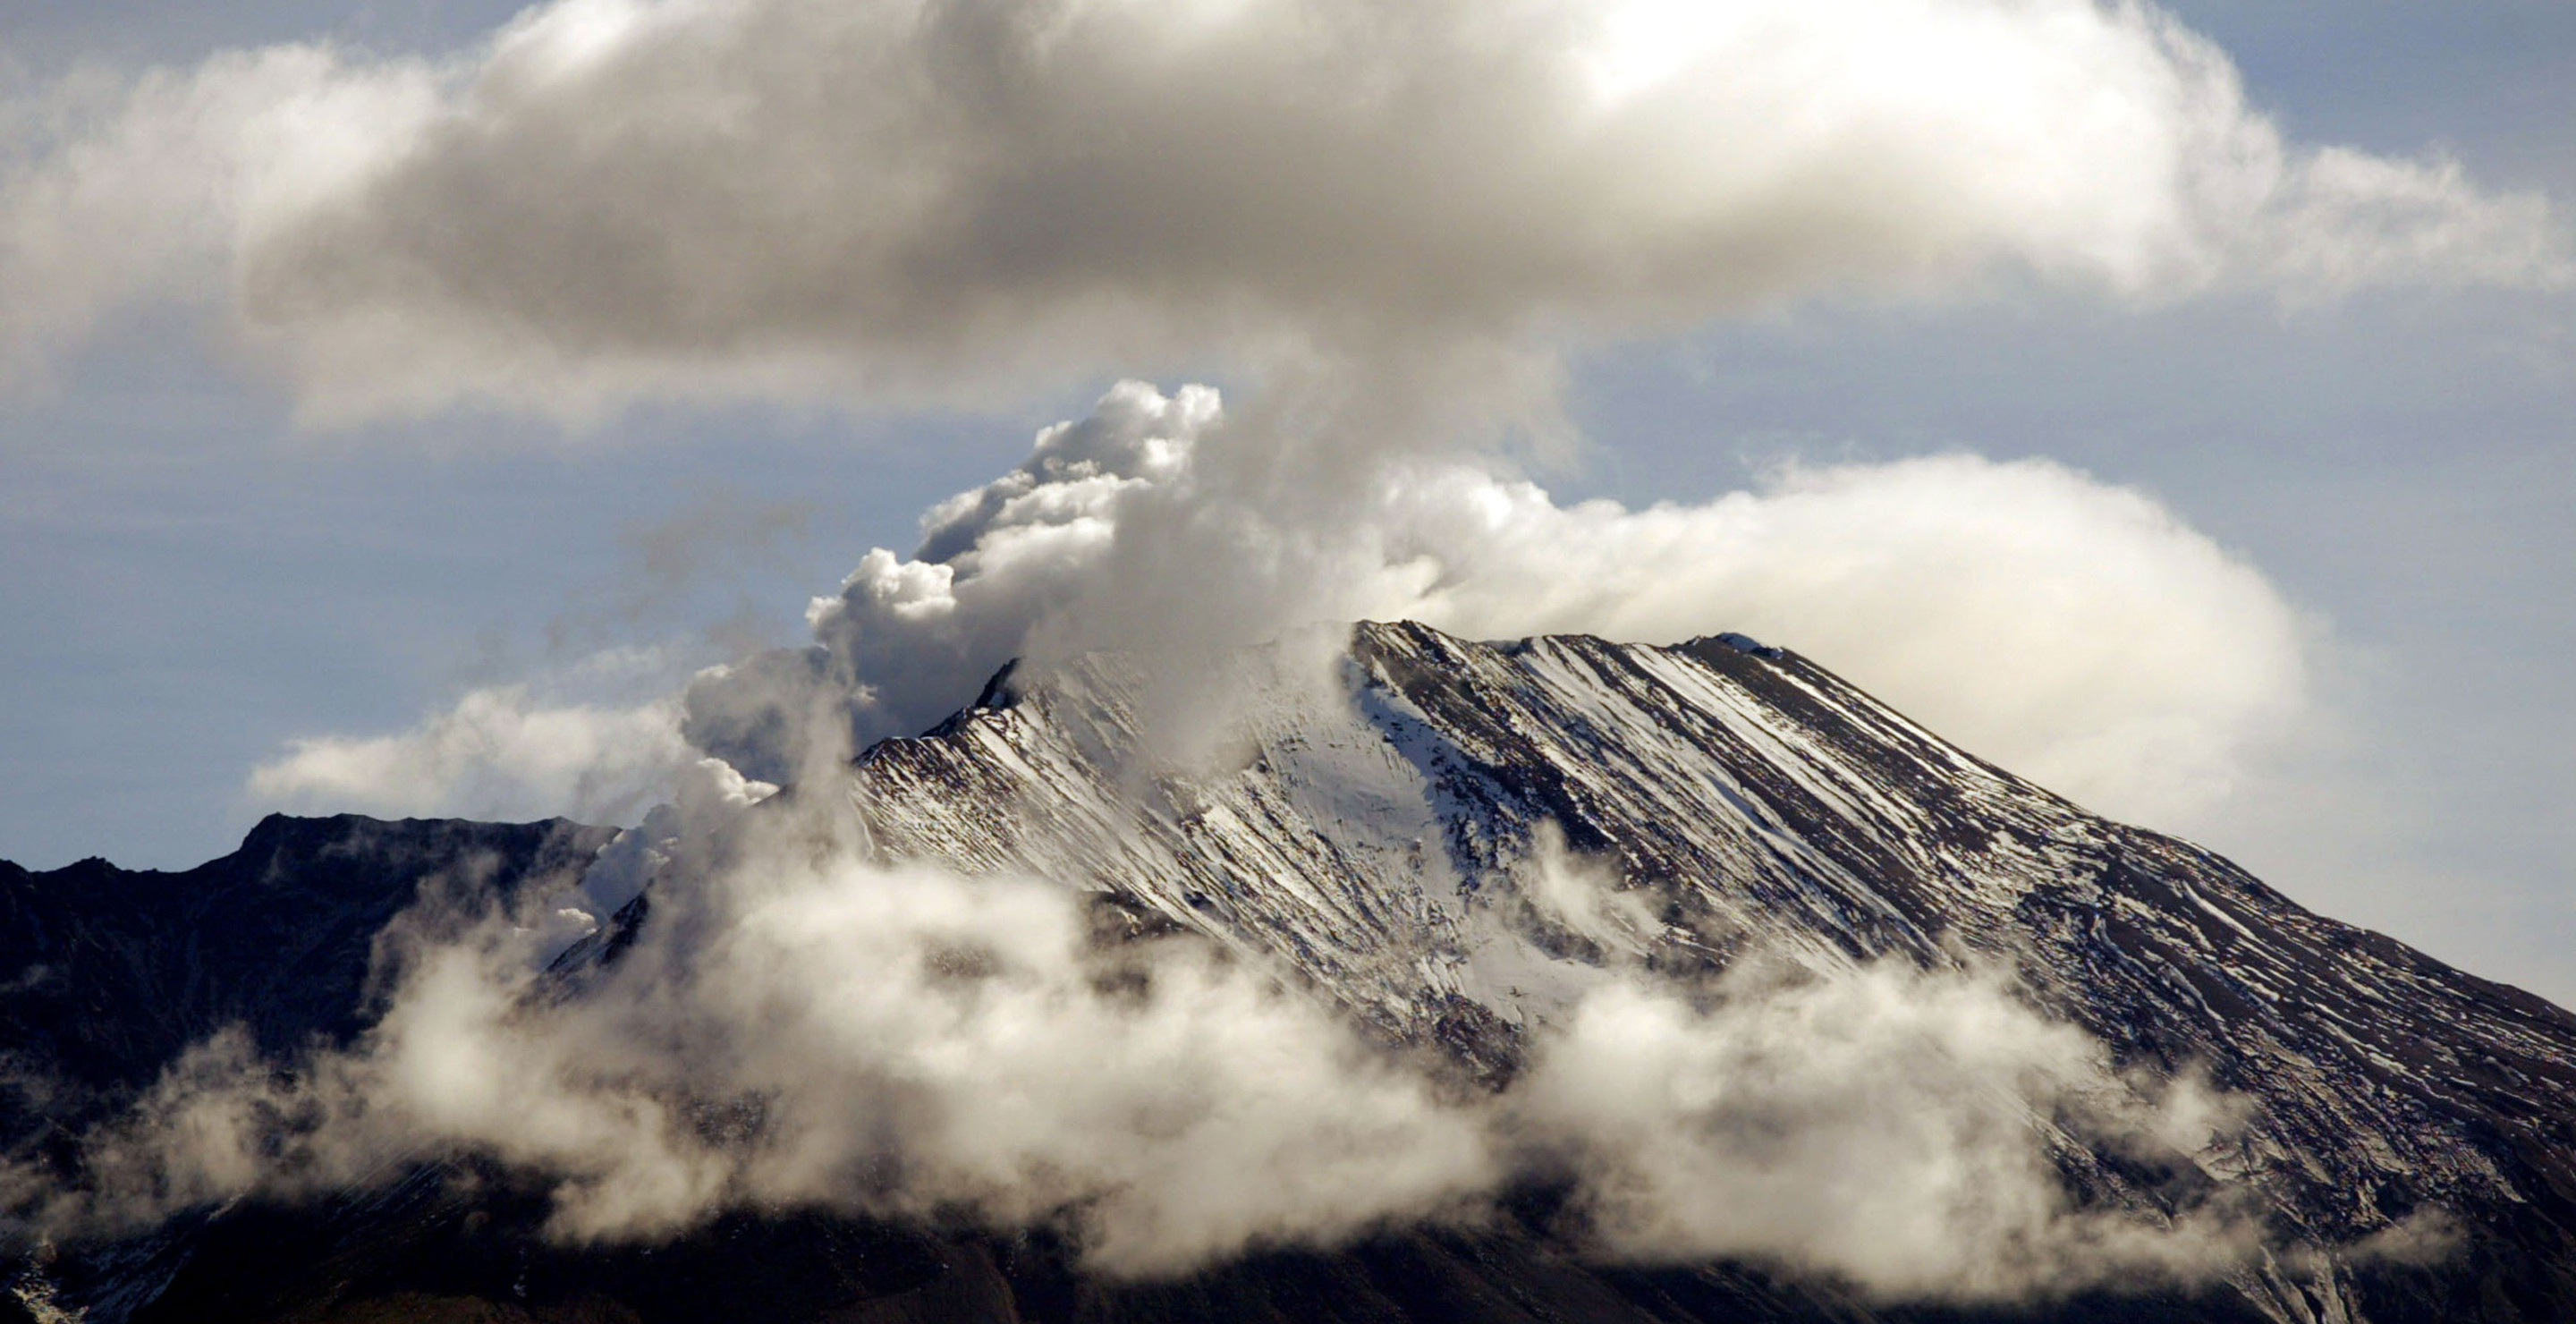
<box><xmin>9</xmin><ymin>623</ymin><xmax>2576</xmax><ymax>1322</ymax></box>
<box><xmin>847</xmin><ymin>622</ymin><xmax>2576</xmax><ymax>1318</ymax></box>
<box><xmin>0</xmin><ymin>814</ymin><xmax>614</xmax><ymax>1139</ymax></box>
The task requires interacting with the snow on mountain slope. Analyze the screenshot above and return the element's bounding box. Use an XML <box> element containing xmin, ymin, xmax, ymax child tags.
<box><xmin>15</xmin><ymin>622</ymin><xmax>2576</xmax><ymax>1322</ymax></box>
<box><xmin>843</xmin><ymin>620</ymin><xmax>2576</xmax><ymax>1317</ymax></box>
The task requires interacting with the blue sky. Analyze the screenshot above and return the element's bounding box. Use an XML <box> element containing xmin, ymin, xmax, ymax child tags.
<box><xmin>2</xmin><ymin>0</ymin><xmax>2571</xmax><ymax>1003</ymax></box>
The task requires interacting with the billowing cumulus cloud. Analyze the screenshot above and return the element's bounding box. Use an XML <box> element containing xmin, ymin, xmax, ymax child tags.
<box><xmin>0</xmin><ymin>0</ymin><xmax>2563</xmax><ymax>420</ymax></box>
<box><xmin>689</xmin><ymin>381</ymin><xmax>2306</xmax><ymax>828</ymax></box>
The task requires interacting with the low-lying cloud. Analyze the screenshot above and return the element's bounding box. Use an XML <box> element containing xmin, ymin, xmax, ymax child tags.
<box><xmin>1512</xmin><ymin>966</ymin><xmax>2250</xmax><ymax>1299</ymax></box>
<box><xmin>11</xmin><ymin>790</ymin><xmax>2263</xmax><ymax>1301</ymax></box>
<box><xmin>0</xmin><ymin>0</ymin><xmax>2563</xmax><ymax>421</ymax></box>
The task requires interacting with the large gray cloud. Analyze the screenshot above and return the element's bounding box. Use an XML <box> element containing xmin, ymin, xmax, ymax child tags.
<box><xmin>0</xmin><ymin>0</ymin><xmax>2563</xmax><ymax>421</ymax></box>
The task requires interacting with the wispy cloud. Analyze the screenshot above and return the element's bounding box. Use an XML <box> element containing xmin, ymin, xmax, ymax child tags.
<box><xmin>248</xmin><ymin>647</ymin><xmax>692</xmax><ymax>823</ymax></box>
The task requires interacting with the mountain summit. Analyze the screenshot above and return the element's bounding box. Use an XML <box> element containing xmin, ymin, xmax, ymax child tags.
<box><xmin>9</xmin><ymin>623</ymin><xmax>2576</xmax><ymax>1322</ymax></box>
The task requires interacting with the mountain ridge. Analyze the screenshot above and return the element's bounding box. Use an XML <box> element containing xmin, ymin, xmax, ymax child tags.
<box><xmin>0</xmin><ymin>814</ymin><xmax>614</xmax><ymax>1138</ymax></box>
<box><xmin>8</xmin><ymin>622</ymin><xmax>2576</xmax><ymax>1321</ymax></box>
<box><xmin>836</xmin><ymin>621</ymin><xmax>2576</xmax><ymax>1316</ymax></box>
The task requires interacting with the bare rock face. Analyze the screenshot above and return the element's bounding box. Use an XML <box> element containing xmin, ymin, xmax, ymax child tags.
<box><xmin>13</xmin><ymin>623</ymin><xmax>2576</xmax><ymax>1322</ymax></box>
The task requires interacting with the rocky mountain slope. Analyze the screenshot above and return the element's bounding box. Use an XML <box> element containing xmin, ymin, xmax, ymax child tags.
<box><xmin>9</xmin><ymin>623</ymin><xmax>2576</xmax><ymax>1322</ymax></box>
<box><xmin>842</xmin><ymin>622</ymin><xmax>2576</xmax><ymax>1320</ymax></box>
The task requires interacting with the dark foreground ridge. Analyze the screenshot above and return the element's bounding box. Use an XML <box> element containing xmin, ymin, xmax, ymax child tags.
<box><xmin>0</xmin><ymin>815</ymin><xmax>614</xmax><ymax>1128</ymax></box>
<box><xmin>8</xmin><ymin>623</ymin><xmax>2576</xmax><ymax>1322</ymax></box>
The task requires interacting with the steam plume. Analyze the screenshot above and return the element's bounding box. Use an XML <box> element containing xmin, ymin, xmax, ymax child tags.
<box><xmin>686</xmin><ymin>380</ymin><xmax>2306</xmax><ymax>826</ymax></box>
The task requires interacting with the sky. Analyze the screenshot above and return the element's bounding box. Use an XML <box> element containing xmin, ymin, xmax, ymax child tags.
<box><xmin>0</xmin><ymin>0</ymin><xmax>2570</xmax><ymax>1006</ymax></box>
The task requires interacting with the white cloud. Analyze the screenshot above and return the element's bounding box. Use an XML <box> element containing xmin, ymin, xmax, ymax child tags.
<box><xmin>2255</xmin><ymin>149</ymin><xmax>2571</xmax><ymax>297</ymax></box>
<box><xmin>0</xmin><ymin>0</ymin><xmax>2561</xmax><ymax>422</ymax></box>
<box><xmin>0</xmin><ymin>47</ymin><xmax>440</xmax><ymax>395</ymax></box>
<box><xmin>13</xmin><ymin>794</ymin><xmax>2263</xmax><ymax>1298</ymax></box>
<box><xmin>1511</xmin><ymin>962</ymin><xmax>2252</xmax><ymax>1298</ymax></box>
<box><xmin>26</xmin><ymin>839</ymin><xmax>1500</xmax><ymax>1275</ymax></box>
<box><xmin>692</xmin><ymin>381</ymin><xmax>2307</xmax><ymax>828</ymax></box>
<box><xmin>1383</xmin><ymin>450</ymin><xmax>2312</xmax><ymax>824</ymax></box>
<box><xmin>248</xmin><ymin>650</ymin><xmax>693</xmax><ymax>823</ymax></box>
